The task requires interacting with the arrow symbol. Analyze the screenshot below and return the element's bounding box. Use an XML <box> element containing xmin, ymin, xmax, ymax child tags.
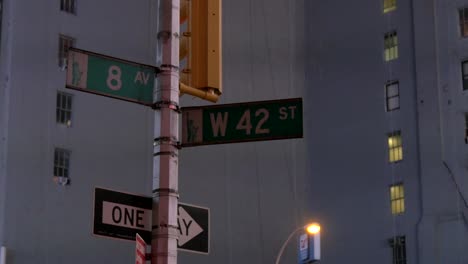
<box><xmin>177</xmin><ymin>206</ymin><xmax>203</xmax><ymax>246</ymax></box>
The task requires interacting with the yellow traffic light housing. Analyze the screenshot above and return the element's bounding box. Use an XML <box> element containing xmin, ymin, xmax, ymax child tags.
<box><xmin>180</xmin><ymin>0</ymin><xmax>222</xmax><ymax>102</ymax></box>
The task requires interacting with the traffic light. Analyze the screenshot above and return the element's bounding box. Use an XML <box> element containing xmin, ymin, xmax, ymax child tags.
<box><xmin>180</xmin><ymin>0</ymin><xmax>222</xmax><ymax>102</ymax></box>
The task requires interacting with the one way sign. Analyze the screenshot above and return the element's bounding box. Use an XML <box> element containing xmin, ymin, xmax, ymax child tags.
<box><xmin>93</xmin><ymin>187</ymin><xmax>152</xmax><ymax>243</ymax></box>
<box><xmin>177</xmin><ymin>203</ymin><xmax>210</xmax><ymax>254</ymax></box>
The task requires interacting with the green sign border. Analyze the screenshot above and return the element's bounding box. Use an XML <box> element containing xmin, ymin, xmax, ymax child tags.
<box><xmin>65</xmin><ymin>48</ymin><xmax>160</xmax><ymax>106</ymax></box>
<box><xmin>181</xmin><ymin>98</ymin><xmax>303</xmax><ymax>147</ymax></box>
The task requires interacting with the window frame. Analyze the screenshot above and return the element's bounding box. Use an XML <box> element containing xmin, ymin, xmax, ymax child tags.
<box><xmin>383</xmin><ymin>0</ymin><xmax>396</xmax><ymax>13</ymax></box>
<box><xmin>459</xmin><ymin>7</ymin><xmax>468</xmax><ymax>38</ymax></box>
<box><xmin>461</xmin><ymin>60</ymin><xmax>468</xmax><ymax>90</ymax></box>
<box><xmin>390</xmin><ymin>183</ymin><xmax>405</xmax><ymax>215</ymax></box>
<box><xmin>385</xmin><ymin>81</ymin><xmax>400</xmax><ymax>112</ymax></box>
<box><xmin>465</xmin><ymin>113</ymin><xmax>468</xmax><ymax>144</ymax></box>
<box><xmin>60</xmin><ymin>0</ymin><xmax>76</xmax><ymax>14</ymax></box>
<box><xmin>388</xmin><ymin>236</ymin><xmax>407</xmax><ymax>264</ymax></box>
<box><xmin>58</xmin><ymin>34</ymin><xmax>75</xmax><ymax>69</ymax></box>
<box><xmin>56</xmin><ymin>91</ymin><xmax>73</xmax><ymax>127</ymax></box>
<box><xmin>388</xmin><ymin>131</ymin><xmax>403</xmax><ymax>163</ymax></box>
<box><xmin>54</xmin><ymin>148</ymin><xmax>71</xmax><ymax>179</ymax></box>
<box><xmin>384</xmin><ymin>31</ymin><xmax>399</xmax><ymax>62</ymax></box>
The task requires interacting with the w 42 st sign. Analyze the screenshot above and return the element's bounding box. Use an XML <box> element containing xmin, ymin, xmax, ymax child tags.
<box><xmin>181</xmin><ymin>98</ymin><xmax>303</xmax><ymax>147</ymax></box>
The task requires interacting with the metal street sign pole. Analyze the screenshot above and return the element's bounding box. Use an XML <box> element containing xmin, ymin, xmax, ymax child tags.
<box><xmin>152</xmin><ymin>0</ymin><xmax>180</xmax><ymax>263</ymax></box>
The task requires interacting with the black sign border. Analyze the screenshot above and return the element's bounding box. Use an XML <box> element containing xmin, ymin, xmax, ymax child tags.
<box><xmin>178</xmin><ymin>202</ymin><xmax>210</xmax><ymax>255</ymax></box>
<box><xmin>93</xmin><ymin>187</ymin><xmax>152</xmax><ymax>244</ymax></box>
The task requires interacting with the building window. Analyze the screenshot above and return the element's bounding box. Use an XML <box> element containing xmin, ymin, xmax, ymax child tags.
<box><xmin>462</xmin><ymin>60</ymin><xmax>468</xmax><ymax>90</ymax></box>
<box><xmin>465</xmin><ymin>113</ymin><xmax>468</xmax><ymax>144</ymax></box>
<box><xmin>390</xmin><ymin>184</ymin><xmax>405</xmax><ymax>215</ymax></box>
<box><xmin>60</xmin><ymin>0</ymin><xmax>76</xmax><ymax>14</ymax></box>
<box><xmin>389</xmin><ymin>236</ymin><xmax>406</xmax><ymax>264</ymax></box>
<box><xmin>58</xmin><ymin>35</ymin><xmax>75</xmax><ymax>68</ymax></box>
<box><xmin>388</xmin><ymin>131</ymin><xmax>403</xmax><ymax>162</ymax></box>
<box><xmin>385</xmin><ymin>81</ymin><xmax>400</xmax><ymax>111</ymax></box>
<box><xmin>56</xmin><ymin>92</ymin><xmax>73</xmax><ymax>126</ymax></box>
<box><xmin>54</xmin><ymin>148</ymin><xmax>70</xmax><ymax>178</ymax></box>
<box><xmin>384</xmin><ymin>31</ymin><xmax>398</xmax><ymax>61</ymax></box>
<box><xmin>383</xmin><ymin>0</ymin><xmax>396</xmax><ymax>13</ymax></box>
<box><xmin>459</xmin><ymin>8</ymin><xmax>468</xmax><ymax>37</ymax></box>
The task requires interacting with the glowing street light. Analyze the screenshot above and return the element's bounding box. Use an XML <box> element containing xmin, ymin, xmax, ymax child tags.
<box><xmin>275</xmin><ymin>223</ymin><xmax>321</xmax><ymax>264</ymax></box>
<box><xmin>306</xmin><ymin>223</ymin><xmax>320</xmax><ymax>234</ymax></box>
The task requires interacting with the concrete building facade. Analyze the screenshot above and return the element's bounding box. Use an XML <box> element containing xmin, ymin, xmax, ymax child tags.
<box><xmin>306</xmin><ymin>0</ymin><xmax>468</xmax><ymax>263</ymax></box>
<box><xmin>0</xmin><ymin>0</ymin><xmax>308</xmax><ymax>263</ymax></box>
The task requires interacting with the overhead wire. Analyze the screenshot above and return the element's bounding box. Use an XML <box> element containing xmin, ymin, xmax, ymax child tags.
<box><xmin>259</xmin><ymin>0</ymin><xmax>302</xmax><ymax>229</ymax></box>
<box><xmin>220</xmin><ymin>0</ymin><xmax>234</xmax><ymax>262</ymax></box>
<box><xmin>258</xmin><ymin>0</ymin><xmax>303</xmax><ymax>260</ymax></box>
<box><xmin>284</xmin><ymin>0</ymin><xmax>302</xmax><ymax>228</ymax></box>
<box><xmin>247</xmin><ymin>0</ymin><xmax>266</xmax><ymax>263</ymax></box>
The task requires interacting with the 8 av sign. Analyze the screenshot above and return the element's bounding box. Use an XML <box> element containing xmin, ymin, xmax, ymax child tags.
<box><xmin>66</xmin><ymin>48</ymin><xmax>157</xmax><ymax>105</ymax></box>
<box><xmin>181</xmin><ymin>98</ymin><xmax>303</xmax><ymax>147</ymax></box>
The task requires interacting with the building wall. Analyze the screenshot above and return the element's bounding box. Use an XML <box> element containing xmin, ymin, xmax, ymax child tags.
<box><xmin>424</xmin><ymin>0</ymin><xmax>468</xmax><ymax>263</ymax></box>
<box><xmin>178</xmin><ymin>0</ymin><xmax>307</xmax><ymax>263</ymax></box>
<box><xmin>305</xmin><ymin>0</ymin><xmax>468</xmax><ymax>263</ymax></box>
<box><xmin>306</xmin><ymin>0</ymin><xmax>408</xmax><ymax>262</ymax></box>
<box><xmin>0</xmin><ymin>0</ymin><xmax>8</xmax><ymax>248</ymax></box>
<box><xmin>1</xmin><ymin>0</ymin><xmax>155</xmax><ymax>263</ymax></box>
<box><xmin>0</xmin><ymin>0</ymin><xmax>309</xmax><ymax>263</ymax></box>
<box><xmin>435</xmin><ymin>0</ymin><xmax>468</xmax><ymax>210</ymax></box>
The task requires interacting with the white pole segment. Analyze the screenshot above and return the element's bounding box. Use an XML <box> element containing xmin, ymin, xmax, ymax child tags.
<box><xmin>152</xmin><ymin>0</ymin><xmax>180</xmax><ymax>263</ymax></box>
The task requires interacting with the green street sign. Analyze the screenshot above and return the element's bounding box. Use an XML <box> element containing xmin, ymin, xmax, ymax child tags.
<box><xmin>66</xmin><ymin>48</ymin><xmax>157</xmax><ymax>105</ymax></box>
<box><xmin>181</xmin><ymin>98</ymin><xmax>303</xmax><ymax>147</ymax></box>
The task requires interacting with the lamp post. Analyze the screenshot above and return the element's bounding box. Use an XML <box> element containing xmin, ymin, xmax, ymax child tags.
<box><xmin>275</xmin><ymin>223</ymin><xmax>321</xmax><ymax>264</ymax></box>
<box><xmin>0</xmin><ymin>246</ymin><xmax>6</xmax><ymax>264</ymax></box>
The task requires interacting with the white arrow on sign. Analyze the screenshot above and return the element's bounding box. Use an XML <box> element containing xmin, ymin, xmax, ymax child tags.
<box><xmin>178</xmin><ymin>206</ymin><xmax>203</xmax><ymax>246</ymax></box>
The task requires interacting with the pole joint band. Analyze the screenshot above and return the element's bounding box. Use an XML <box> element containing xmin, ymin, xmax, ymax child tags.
<box><xmin>159</xmin><ymin>64</ymin><xmax>179</xmax><ymax>71</ymax></box>
<box><xmin>154</xmin><ymin>137</ymin><xmax>181</xmax><ymax>149</ymax></box>
<box><xmin>152</xmin><ymin>188</ymin><xmax>179</xmax><ymax>195</ymax></box>
<box><xmin>153</xmin><ymin>151</ymin><xmax>178</xmax><ymax>157</ymax></box>
<box><xmin>152</xmin><ymin>100</ymin><xmax>180</xmax><ymax>112</ymax></box>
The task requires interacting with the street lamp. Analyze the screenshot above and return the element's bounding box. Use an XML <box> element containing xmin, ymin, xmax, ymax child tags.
<box><xmin>275</xmin><ymin>223</ymin><xmax>321</xmax><ymax>264</ymax></box>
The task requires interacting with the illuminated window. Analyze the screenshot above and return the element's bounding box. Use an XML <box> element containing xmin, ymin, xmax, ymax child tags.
<box><xmin>385</xmin><ymin>81</ymin><xmax>399</xmax><ymax>111</ymax></box>
<box><xmin>462</xmin><ymin>60</ymin><xmax>468</xmax><ymax>90</ymax></box>
<box><xmin>459</xmin><ymin>8</ymin><xmax>468</xmax><ymax>38</ymax></box>
<box><xmin>56</xmin><ymin>92</ymin><xmax>73</xmax><ymax>126</ymax></box>
<box><xmin>58</xmin><ymin>35</ymin><xmax>75</xmax><ymax>69</ymax></box>
<box><xmin>390</xmin><ymin>184</ymin><xmax>405</xmax><ymax>215</ymax></box>
<box><xmin>383</xmin><ymin>0</ymin><xmax>396</xmax><ymax>13</ymax></box>
<box><xmin>60</xmin><ymin>0</ymin><xmax>76</xmax><ymax>14</ymax></box>
<box><xmin>384</xmin><ymin>31</ymin><xmax>398</xmax><ymax>61</ymax></box>
<box><xmin>54</xmin><ymin>148</ymin><xmax>70</xmax><ymax>178</ymax></box>
<box><xmin>389</xmin><ymin>236</ymin><xmax>406</xmax><ymax>264</ymax></box>
<box><xmin>388</xmin><ymin>131</ymin><xmax>403</xmax><ymax>162</ymax></box>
